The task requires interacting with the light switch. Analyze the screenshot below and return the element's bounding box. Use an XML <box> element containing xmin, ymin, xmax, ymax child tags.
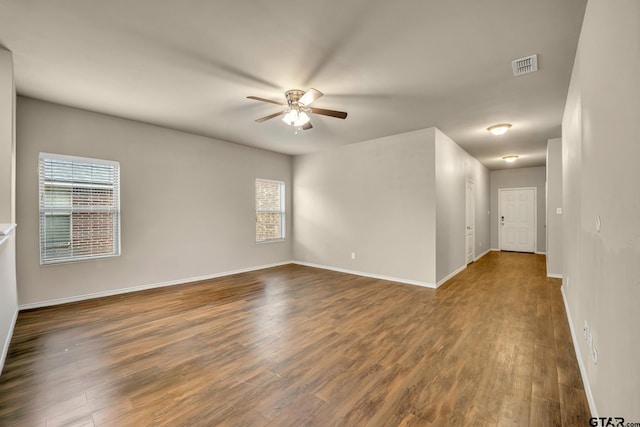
<box><xmin>556</xmin><ymin>208</ymin><xmax>562</xmax><ymax>214</ymax></box>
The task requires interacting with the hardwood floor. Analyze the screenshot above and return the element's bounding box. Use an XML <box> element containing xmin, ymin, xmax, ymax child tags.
<box><xmin>0</xmin><ymin>252</ymin><xmax>591</xmax><ymax>426</ymax></box>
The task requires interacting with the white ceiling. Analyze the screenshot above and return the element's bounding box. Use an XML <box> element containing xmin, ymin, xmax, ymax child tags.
<box><xmin>0</xmin><ymin>0</ymin><xmax>586</xmax><ymax>170</ymax></box>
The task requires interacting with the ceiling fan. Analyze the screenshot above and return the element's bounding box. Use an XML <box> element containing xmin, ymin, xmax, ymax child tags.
<box><xmin>247</xmin><ymin>88</ymin><xmax>347</xmax><ymax>131</ymax></box>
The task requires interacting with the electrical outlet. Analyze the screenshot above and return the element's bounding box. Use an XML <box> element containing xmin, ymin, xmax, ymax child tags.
<box><xmin>583</xmin><ymin>321</ymin><xmax>589</xmax><ymax>341</ymax></box>
<box><xmin>351</xmin><ymin>252</ymin><xmax>356</xmax><ymax>260</ymax></box>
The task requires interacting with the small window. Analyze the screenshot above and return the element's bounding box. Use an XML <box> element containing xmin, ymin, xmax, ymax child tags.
<box><xmin>255</xmin><ymin>179</ymin><xmax>285</xmax><ymax>243</ymax></box>
<box><xmin>39</xmin><ymin>153</ymin><xmax>121</xmax><ymax>264</ymax></box>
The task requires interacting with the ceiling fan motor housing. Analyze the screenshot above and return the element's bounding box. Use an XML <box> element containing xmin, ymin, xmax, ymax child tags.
<box><xmin>285</xmin><ymin>89</ymin><xmax>305</xmax><ymax>106</ymax></box>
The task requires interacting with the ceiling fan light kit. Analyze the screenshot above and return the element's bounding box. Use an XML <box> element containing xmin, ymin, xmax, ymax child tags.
<box><xmin>487</xmin><ymin>123</ymin><xmax>512</xmax><ymax>135</ymax></box>
<box><xmin>248</xmin><ymin>88</ymin><xmax>347</xmax><ymax>132</ymax></box>
<box><xmin>282</xmin><ymin>109</ymin><xmax>310</xmax><ymax>127</ymax></box>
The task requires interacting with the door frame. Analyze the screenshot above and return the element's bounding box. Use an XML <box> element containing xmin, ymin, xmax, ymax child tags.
<box><xmin>498</xmin><ymin>187</ymin><xmax>537</xmax><ymax>253</ymax></box>
<box><xmin>466</xmin><ymin>179</ymin><xmax>475</xmax><ymax>264</ymax></box>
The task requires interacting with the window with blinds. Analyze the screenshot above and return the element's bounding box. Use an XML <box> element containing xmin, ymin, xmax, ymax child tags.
<box><xmin>39</xmin><ymin>153</ymin><xmax>121</xmax><ymax>264</ymax></box>
<box><xmin>255</xmin><ymin>179</ymin><xmax>285</xmax><ymax>243</ymax></box>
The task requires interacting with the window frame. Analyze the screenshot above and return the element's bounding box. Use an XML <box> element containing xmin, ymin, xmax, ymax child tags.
<box><xmin>255</xmin><ymin>178</ymin><xmax>286</xmax><ymax>243</ymax></box>
<box><xmin>39</xmin><ymin>152</ymin><xmax>121</xmax><ymax>265</ymax></box>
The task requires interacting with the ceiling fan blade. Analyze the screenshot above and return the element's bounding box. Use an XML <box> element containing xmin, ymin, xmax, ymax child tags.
<box><xmin>255</xmin><ymin>111</ymin><xmax>286</xmax><ymax>122</ymax></box>
<box><xmin>310</xmin><ymin>107</ymin><xmax>348</xmax><ymax>119</ymax></box>
<box><xmin>299</xmin><ymin>88</ymin><xmax>323</xmax><ymax>106</ymax></box>
<box><xmin>247</xmin><ymin>96</ymin><xmax>285</xmax><ymax>106</ymax></box>
<box><xmin>302</xmin><ymin>122</ymin><xmax>313</xmax><ymax>130</ymax></box>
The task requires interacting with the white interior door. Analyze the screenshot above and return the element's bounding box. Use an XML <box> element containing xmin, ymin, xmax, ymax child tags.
<box><xmin>499</xmin><ymin>188</ymin><xmax>536</xmax><ymax>253</ymax></box>
<box><xmin>466</xmin><ymin>181</ymin><xmax>475</xmax><ymax>264</ymax></box>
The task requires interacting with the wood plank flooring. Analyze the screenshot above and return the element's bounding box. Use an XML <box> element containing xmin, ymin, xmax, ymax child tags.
<box><xmin>0</xmin><ymin>251</ymin><xmax>591</xmax><ymax>426</ymax></box>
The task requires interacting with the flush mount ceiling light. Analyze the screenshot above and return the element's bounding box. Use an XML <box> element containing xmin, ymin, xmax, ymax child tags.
<box><xmin>502</xmin><ymin>155</ymin><xmax>519</xmax><ymax>163</ymax></box>
<box><xmin>487</xmin><ymin>123</ymin><xmax>512</xmax><ymax>136</ymax></box>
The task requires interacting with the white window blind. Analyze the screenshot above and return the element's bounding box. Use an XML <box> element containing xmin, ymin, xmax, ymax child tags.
<box><xmin>255</xmin><ymin>179</ymin><xmax>285</xmax><ymax>242</ymax></box>
<box><xmin>39</xmin><ymin>153</ymin><xmax>121</xmax><ymax>264</ymax></box>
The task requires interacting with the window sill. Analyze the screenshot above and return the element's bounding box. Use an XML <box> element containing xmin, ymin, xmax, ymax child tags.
<box><xmin>0</xmin><ymin>223</ymin><xmax>16</xmax><ymax>247</ymax></box>
<box><xmin>256</xmin><ymin>238</ymin><xmax>285</xmax><ymax>245</ymax></box>
<box><xmin>41</xmin><ymin>253</ymin><xmax>120</xmax><ymax>266</ymax></box>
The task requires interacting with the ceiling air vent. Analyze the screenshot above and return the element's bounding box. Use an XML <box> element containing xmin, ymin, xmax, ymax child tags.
<box><xmin>512</xmin><ymin>54</ymin><xmax>538</xmax><ymax>76</ymax></box>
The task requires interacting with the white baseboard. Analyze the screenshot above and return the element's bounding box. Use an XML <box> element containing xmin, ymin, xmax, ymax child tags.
<box><xmin>560</xmin><ymin>285</ymin><xmax>598</xmax><ymax>418</ymax></box>
<box><xmin>474</xmin><ymin>249</ymin><xmax>491</xmax><ymax>261</ymax></box>
<box><xmin>19</xmin><ymin>261</ymin><xmax>295</xmax><ymax>311</ymax></box>
<box><xmin>492</xmin><ymin>248</ymin><xmax>546</xmax><ymax>255</ymax></box>
<box><xmin>293</xmin><ymin>261</ymin><xmax>437</xmax><ymax>289</ymax></box>
<box><xmin>547</xmin><ymin>273</ymin><xmax>563</xmax><ymax>279</ymax></box>
<box><xmin>436</xmin><ymin>264</ymin><xmax>466</xmax><ymax>287</ymax></box>
<box><xmin>0</xmin><ymin>307</ymin><xmax>19</xmax><ymax>375</ymax></box>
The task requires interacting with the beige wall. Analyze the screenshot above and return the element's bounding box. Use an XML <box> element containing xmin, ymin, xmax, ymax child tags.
<box><xmin>490</xmin><ymin>166</ymin><xmax>547</xmax><ymax>252</ymax></box>
<box><xmin>546</xmin><ymin>138</ymin><xmax>563</xmax><ymax>277</ymax></box>
<box><xmin>562</xmin><ymin>0</ymin><xmax>640</xmax><ymax>418</ymax></box>
<box><xmin>293</xmin><ymin>127</ymin><xmax>490</xmax><ymax>287</ymax></box>
<box><xmin>0</xmin><ymin>47</ymin><xmax>18</xmax><ymax>373</ymax></box>
<box><xmin>0</xmin><ymin>48</ymin><xmax>15</xmax><ymax>223</ymax></box>
<box><xmin>435</xmin><ymin>129</ymin><xmax>490</xmax><ymax>283</ymax></box>
<box><xmin>16</xmin><ymin>97</ymin><xmax>293</xmax><ymax>307</ymax></box>
<box><xmin>293</xmin><ymin>128</ymin><xmax>438</xmax><ymax>285</ymax></box>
